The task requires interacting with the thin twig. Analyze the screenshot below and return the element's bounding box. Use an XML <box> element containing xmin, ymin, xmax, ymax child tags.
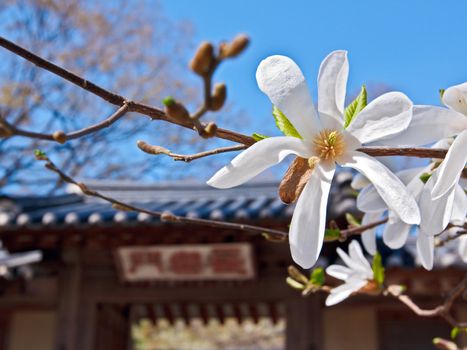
<box><xmin>38</xmin><ymin>156</ymin><xmax>287</xmax><ymax>238</ymax></box>
<box><xmin>340</xmin><ymin>218</ymin><xmax>388</xmax><ymax>240</ymax></box>
<box><xmin>386</xmin><ymin>275</ymin><xmax>467</xmax><ymax>328</ymax></box>
<box><xmin>1</xmin><ymin>103</ymin><xmax>130</xmax><ymax>142</ymax></box>
<box><xmin>137</xmin><ymin>141</ymin><xmax>247</xmax><ymax>162</ymax></box>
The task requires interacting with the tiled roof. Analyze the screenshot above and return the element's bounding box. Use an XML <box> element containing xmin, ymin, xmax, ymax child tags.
<box><xmin>0</xmin><ymin>172</ymin><xmax>357</xmax><ymax>230</ymax></box>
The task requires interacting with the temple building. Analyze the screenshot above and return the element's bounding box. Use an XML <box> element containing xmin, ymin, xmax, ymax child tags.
<box><xmin>0</xmin><ymin>173</ymin><xmax>465</xmax><ymax>350</ymax></box>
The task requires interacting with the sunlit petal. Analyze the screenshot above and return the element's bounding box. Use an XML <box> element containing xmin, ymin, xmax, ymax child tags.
<box><xmin>416</xmin><ymin>231</ymin><xmax>434</xmax><ymax>270</ymax></box>
<box><xmin>207</xmin><ymin>137</ymin><xmax>311</xmax><ymax>189</ymax></box>
<box><xmin>325</xmin><ymin>265</ymin><xmax>352</xmax><ymax>281</ymax></box>
<box><xmin>289</xmin><ymin>162</ymin><xmax>335</xmax><ymax>268</ymax></box>
<box><xmin>442</xmin><ymin>82</ymin><xmax>467</xmax><ymax>115</ymax></box>
<box><xmin>317</xmin><ymin>50</ymin><xmax>348</xmax><ymax>123</ymax></box>
<box><xmin>325</xmin><ymin>279</ymin><xmax>367</xmax><ymax>306</ymax></box>
<box><xmin>372</xmin><ymin>105</ymin><xmax>467</xmax><ymax>147</ymax></box>
<box><xmin>382</xmin><ymin>218</ymin><xmax>411</xmax><ymax>249</ymax></box>
<box><xmin>432</xmin><ymin>130</ymin><xmax>467</xmax><ymax>199</ymax></box>
<box><xmin>361</xmin><ymin>212</ymin><xmax>382</xmax><ymax>255</ymax></box>
<box><xmin>346</xmin><ymin>92</ymin><xmax>412</xmax><ymax>144</ymax></box>
<box><xmin>348</xmin><ymin>240</ymin><xmax>373</xmax><ymax>278</ymax></box>
<box><xmin>256</xmin><ymin>55</ymin><xmax>320</xmax><ymax>139</ymax></box>
<box><xmin>339</xmin><ymin>151</ymin><xmax>421</xmax><ymax>225</ymax></box>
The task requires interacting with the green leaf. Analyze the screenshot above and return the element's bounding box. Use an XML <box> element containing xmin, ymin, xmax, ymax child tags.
<box><xmin>272</xmin><ymin>106</ymin><xmax>302</xmax><ymax>138</ymax></box>
<box><xmin>310</xmin><ymin>267</ymin><xmax>325</xmax><ymax>286</ymax></box>
<box><xmin>372</xmin><ymin>252</ymin><xmax>385</xmax><ymax>286</ymax></box>
<box><xmin>439</xmin><ymin>89</ymin><xmax>445</xmax><ymax>102</ymax></box>
<box><xmin>252</xmin><ymin>132</ymin><xmax>269</xmax><ymax>142</ymax></box>
<box><xmin>450</xmin><ymin>327</ymin><xmax>459</xmax><ymax>340</ymax></box>
<box><xmin>34</xmin><ymin>149</ymin><xmax>47</xmax><ymax>160</ymax></box>
<box><xmin>345</xmin><ymin>213</ymin><xmax>361</xmax><ymax>227</ymax></box>
<box><xmin>344</xmin><ymin>85</ymin><xmax>367</xmax><ymax>128</ymax></box>
<box><xmin>324</xmin><ymin>228</ymin><xmax>341</xmax><ymax>241</ymax></box>
<box><xmin>419</xmin><ymin>172</ymin><xmax>432</xmax><ymax>184</ymax></box>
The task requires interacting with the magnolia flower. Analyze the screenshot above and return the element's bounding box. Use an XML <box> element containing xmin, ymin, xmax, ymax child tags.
<box><xmin>208</xmin><ymin>51</ymin><xmax>420</xmax><ymax>268</ymax></box>
<box><xmin>355</xmin><ymin>142</ymin><xmax>467</xmax><ymax>269</ymax></box>
<box><xmin>325</xmin><ymin>240</ymin><xmax>374</xmax><ymax>306</ymax></box>
<box><xmin>375</xmin><ymin>81</ymin><xmax>467</xmax><ymax>201</ymax></box>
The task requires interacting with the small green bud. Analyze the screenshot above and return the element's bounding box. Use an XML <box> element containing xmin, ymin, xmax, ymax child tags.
<box><xmin>162</xmin><ymin>96</ymin><xmax>176</xmax><ymax>107</ymax></box>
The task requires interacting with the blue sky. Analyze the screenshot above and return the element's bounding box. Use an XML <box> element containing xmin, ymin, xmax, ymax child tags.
<box><xmin>162</xmin><ymin>0</ymin><xmax>467</xmax><ymax>135</ymax></box>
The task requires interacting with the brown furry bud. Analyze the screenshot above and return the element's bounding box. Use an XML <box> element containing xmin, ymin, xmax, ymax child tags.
<box><xmin>137</xmin><ymin>141</ymin><xmax>170</xmax><ymax>155</ymax></box>
<box><xmin>210</xmin><ymin>83</ymin><xmax>227</xmax><ymax>111</ymax></box>
<box><xmin>190</xmin><ymin>42</ymin><xmax>214</xmax><ymax>76</ymax></box>
<box><xmin>160</xmin><ymin>211</ymin><xmax>177</xmax><ymax>222</ymax></box>
<box><xmin>164</xmin><ymin>100</ymin><xmax>189</xmax><ymax>121</ymax></box>
<box><xmin>53</xmin><ymin>130</ymin><xmax>67</xmax><ymax>144</ymax></box>
<box><xmin>220</xmin><ymin>34</ymin><xmax>249</xmax><ymax>58</ymax></box>
<box><xmin>202</xmin><ymin>122</ymin><xmax>218</xmax><ymax>138</ymax></box>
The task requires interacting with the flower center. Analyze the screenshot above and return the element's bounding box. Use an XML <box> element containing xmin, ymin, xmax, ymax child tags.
<box><xmin>312</xmin><ymin>129</ymin><xmax>346</xmax><ymax>161</ymax></box>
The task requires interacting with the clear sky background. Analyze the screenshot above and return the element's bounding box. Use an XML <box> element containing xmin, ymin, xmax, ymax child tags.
<box><xmin>162</xmin><ymin>0</ymin><xmax>467</xmax><ymax>136</ymax></box>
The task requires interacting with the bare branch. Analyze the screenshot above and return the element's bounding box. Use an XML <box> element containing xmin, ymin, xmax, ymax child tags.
<box><xmin>339</xmin><ymin>218</ymin><xmax>388</xmax><ymax>240</ymax></box>
<box><xmin>357</xmin><ymin>146</ymin><xmax>448</xmax><ymax>159</ymax></box>
<box><xmin>0</xmin><ymin>36</ymin><xmax>452</xmax><ymax>160</ymax></box>
<box><xmin>386</xmin><ymin>275</ymin><xmax>467</xmax><ymax>328</ymax></box>
<box><xmin>1</xmin><ymin>103</ymin><xmax>130</xmax><ymax>142</ymax></box>
<box><xmin>37</xmin><ymin>155</ymin><xmax>288</xmax><ymax>239</ymax></box>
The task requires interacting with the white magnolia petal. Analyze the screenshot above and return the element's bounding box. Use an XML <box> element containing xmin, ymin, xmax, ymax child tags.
<box><xmin>372</xmin><ymin>106</ymin><xmax>467</xmax><ymax>147</ymax></box>
<box><xmin>289</xmin><ymin>163</ymin><xmax>335</xmax><ymax>268</ymax></box>
<box><xmin>346</xmin><ymin>92</ymin><xmax>413</xmax><ymax>144</ymax></box>
<box><xmin>382</xmin><ymin>218</ymin><xmax>411</xmax><ymax>249</ymax></box>
<box><xmin>256</xmin><ymin>55</ymin><xmax>320</xmax><ymax>139</ymax></box>
<box><xmin>207</xmin><ymin>137</ymin><xmax>311</xmax><ymax>189</ymax></box>
<box><xmin>336</xmin><ymin>247</ymin><xmax>368</xmax><ymax>276</ymax></box>
<box><xmin>340</xmin><ymin>151</ymin><xmax>421</xmax><ymax>225</ymax></box>
<box><xmin>442</xmin><ymin>82</ymin><xmax>467</xmax><ymax>115</ymax></box>
<box><xmin>432</xmin><ymin>130</ymin><xmax>467</xmax><ymax>199</ymax></box>
<box><xmin>419</xmin><ymin>174</ymin><xmax>456</xmax><ymax>236</ymax></box>
<box><xmin>459</xmin><ymin>236</ymin><xmax>467</xmax><ymax>263</ymax></box>
<box><xmin>361</xmin><ymin>212</ymin><xmax>382</xmax><ymax>255</ymax></box>
<box><xmin>348</xmin><ymin>240</ymin><xmax>373</xmax><ymax>278</ymax></box>
<box><xmin>396</xmin><ymin>167</ymin><xmax>427</xmax><ymax>185</ymax></box>
<box><xmin>317</xmin><ymin>50</ymin><xmax>348</xmax><ymax>121</ymax></box>
<box><xmin>351</xmin><ymin>173</ymin><xmax>370</xmax><ymax>190</ymax></box>
<box><xmin>416</xmin><ymin>231</ymin><xmax>434</xmax><ymax>270</ymax></box>
<box><xmin>451</xmin><ymin>185</ymin><xmax>467</xmax><ymax>224</ymax></box>
<box><xmin>325</xmin><ymin>280</ymin><xmax>367</xmax><ymax>306</ymax></box>
<box><xmin>325</xmin><ymin>265</ymin><xmax>352</xmax><ymax>281</ymax></box>
<box><xmin>357</xmin><ymin>184</ymin><xmax>388</xmax><ymax>212</ymax></box>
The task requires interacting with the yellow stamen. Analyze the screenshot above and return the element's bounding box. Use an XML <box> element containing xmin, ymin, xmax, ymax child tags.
<box><xmin>313</xmin><ymin>129</ymin><xmax>346</xmax><ymax>161</ymax></box>
<box><xmin>307</xmin><ymin>156</ymin><xmax>320</xmax><ymax>170</ymax></box>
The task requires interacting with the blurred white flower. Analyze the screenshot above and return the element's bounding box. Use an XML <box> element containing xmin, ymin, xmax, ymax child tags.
<box><xmin>355</xmin><ymin>140</ymin><xmax>467</xmax><ymax>269</ymax></box>
<box><xmin>208</xmin><ymin>51</ymin><xmax>420</xmax><ymax>268</ymax></box>
<box><xmin>325</xmin><ymin>240</ymin><xmax>374</xmax><ymax>306</ymax></box>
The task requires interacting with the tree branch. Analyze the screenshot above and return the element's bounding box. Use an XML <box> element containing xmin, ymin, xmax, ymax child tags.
<box><xmin>386</xmin><ymin>275</ymin><xmax>467</xmax><ymax>328</ymax></box>
<box><xmin>0</xmin><ymin>36</ymin><xmax>451</xmax><ymax>159</ymax></box>
<box><xmin>137</xmin><ymin>141</ymin><xmax>247</xmax><ymax>162</ymax></box>
<box><xmin>37</xmin><ymin>155</ymin><xmax>287</xmax><ymax>238</ymax></box>
<box><xmin>1</xmin><ymin>103</ymin><xmax>130</xmax><ymax>142</ymax></box>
